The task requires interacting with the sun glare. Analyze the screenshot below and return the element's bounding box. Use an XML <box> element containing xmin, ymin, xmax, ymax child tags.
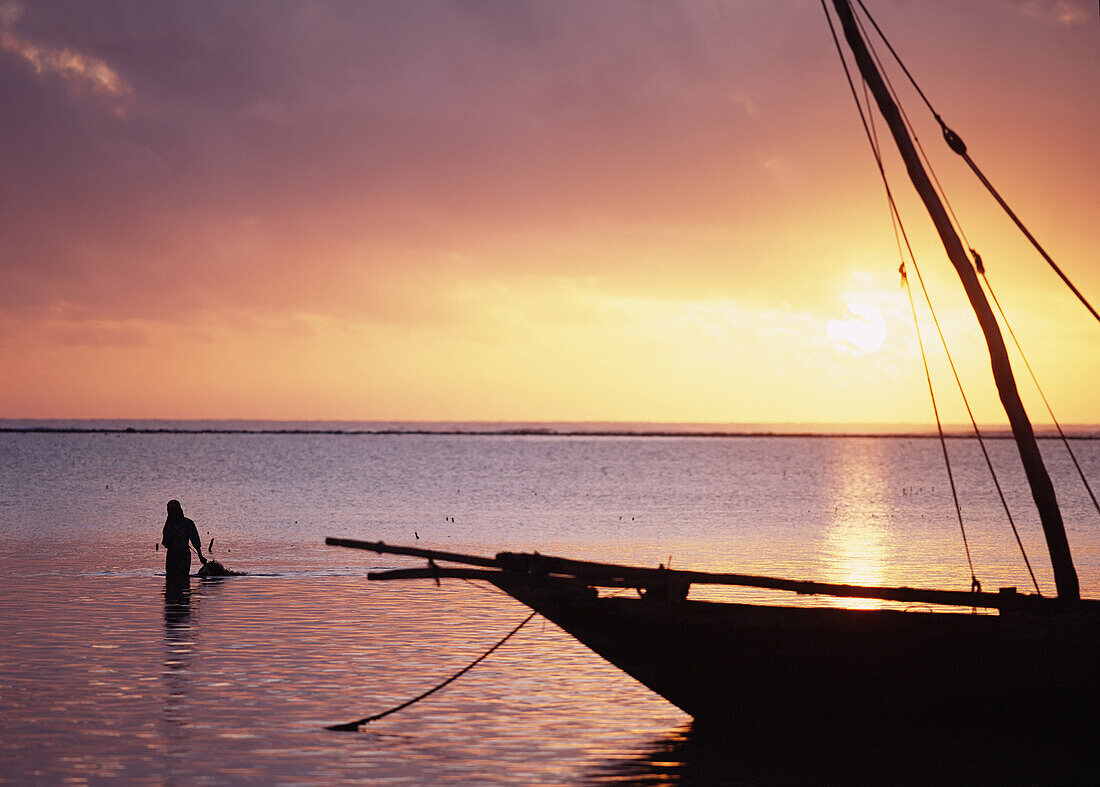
<box><xmin>827</xmin><ymin>302</ymin><xmax>886</xmax><ymax>356</ymax></box>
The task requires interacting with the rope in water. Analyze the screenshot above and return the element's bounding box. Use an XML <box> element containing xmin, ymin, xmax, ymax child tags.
<box><xmin>327</xmin><ymin>610</ymin><xmax>537</xmax><ymax>731</ymax></box>
<box><xmin>852</xmin><ymin>0</ymin><xmax>1099</xmax><ymax>325</ymax></box>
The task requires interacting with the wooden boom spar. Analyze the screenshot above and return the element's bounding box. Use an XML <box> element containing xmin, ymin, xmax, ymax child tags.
<box><xmin>326</xmin><ymin>537</ymin><xmax>1091</xmax><ymax>612</ymax></box>
<box><xmin>326</xmin><ymin>537</ymin><xmax>499</xmax><ymax>567</ymax></box>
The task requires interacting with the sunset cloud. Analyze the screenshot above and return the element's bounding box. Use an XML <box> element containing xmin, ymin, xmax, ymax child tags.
<box><xmin>0</xmin><ymin>3</ymin><xmax>131</xmax><ymax>113</ymax></box>
<box><xmin>0</xmin><ymin>1</ymin><xmax>1096</xmax><ymax>422</ymax></box>
<box><xmin>0</xmin><ymin>30</ymin><xmax>129</xmax><ymax>96</ymax></box>
<box><xmin>1014</xmin><ymin>0</ymin><xmax>1093</xmax><ymax>26</ymax></box>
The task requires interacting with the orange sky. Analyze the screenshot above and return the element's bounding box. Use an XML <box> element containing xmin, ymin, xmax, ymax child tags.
<box><xmin>1</xmin><ymin>1</ymin><xmax>1097</xmax><ymax>424</ymax></box>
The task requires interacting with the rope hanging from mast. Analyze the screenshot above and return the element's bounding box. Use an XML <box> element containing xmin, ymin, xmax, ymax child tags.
<box><xmin>851</xmin><ymin>0</ymin><xmax>1100</xmax><ymax>326</ymax></box>
<box><xmin>820</xmin><ymin>0</ymin><xmax>981</xmax><ymax>591</ymax></box>
<box><xmin>902</xmin><ymin>247</ymin><xmax>1042</xmax><ymax>595</ymax></box>
<box><xmin>821</xmin><ymin>0</ymin><xmax>1046</xmax><ymax>594</ymax></box>
<box><xmin>899</xmin><ymin>263</ymin><xmax>981</xmax><ymax>592</ymax></box>
<box><xmin>849</xmin><ymin>9</ymin><xmax>975</xmax><ymax>258</ymax></box>
<box><xmin>976</xmin><ymin>259</ymin><xmax>1100</xmax><ymax>519</ymax></box>
<box><xmin>847</xmin><ymin>3</ymin><xmax>1098</xmax><ymax>528</ymax></box>
<box><xmin>852</xmin><ymin>13</ymin><xmax>1045</xmax><ymax>594</ymax></box>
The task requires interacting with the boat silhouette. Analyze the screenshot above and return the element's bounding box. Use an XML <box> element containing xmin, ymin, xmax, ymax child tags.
<box><xmin>328</xmin><ymin>0</ymin><xmax>1098</xmax><ymax>764</ymax></box>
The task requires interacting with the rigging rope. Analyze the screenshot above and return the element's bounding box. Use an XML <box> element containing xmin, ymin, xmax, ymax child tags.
<box><xmin>327</xmin><ymin>610</ymin><xmax>537</xmax><ymax>731</ymax></box>
<box><xmin>852</xmin><ymin>8</ymin><xmax>974</xmax><ymax>256</ymax></box>
<box><xmin>848</xmin><ymin>5</ymin><xmax>1083</xmax><ymax>585</ymax></box>
<box><xmin>956</xmin><ymin>144</ymin><xmax>1100</xmax><ymax>324</ymax></box>
<box><xmin>899</xmin><ymin>263</ymin><xmax>980</xmax><ymax>591</ymax></box>
<box><xmin>821</xmin><ymin>1</ymin><xmax>981</xmax><ymax>589</ymax></box>
<box><xmin>890</xmin><ymin>177</ymin><xmax>1043</xmax><ymax>599</ymax></box>
<box><xmin>822</xmin><ymin>0</ymin><xmax>1043</xmax><ymax>594</ymax></box>
<box><xmin>976</xmin><ymin>259</ymin><xmax>1100</xmax><ymax>519</ymax></box>
<box><xmin>852</xmin><ymin>0</ymin><xmax>1100</xmax><ymax>325</ymax></box>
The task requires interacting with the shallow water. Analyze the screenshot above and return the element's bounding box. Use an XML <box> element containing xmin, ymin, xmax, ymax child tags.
<box><xmin>1</xmin><ymin>427</ymin><xmax>1098</xmax><ymax>782</ymax></box>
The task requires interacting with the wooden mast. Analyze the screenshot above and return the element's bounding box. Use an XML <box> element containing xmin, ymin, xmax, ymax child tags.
<box><xmin>829</xmin><ymin>0</ymin><xmax>1079</xmax><ymax>600</ymax></box>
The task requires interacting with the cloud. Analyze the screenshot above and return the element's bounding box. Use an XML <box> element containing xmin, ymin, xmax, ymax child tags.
<box><xmin>0</xmin><ymin>31</ymin><xmax>129</xmax><ymax>96</ymax></box>
<box><xmin>0</xmin><ymin>1</ymin><xmax>843</xmax><ymax>331</ymax></box>
<box><xmin>0</xmin><ymin>6</ymin><xmax>131</xmax><ymax>112</ymax></box>
<box><xmin>1013</xmin><ymin>0</ymin><xmax>1092</xmax><ymax>25</ymax></box>
<box><xmin>0</xmin><ymin>1</ymin><xmax>1095</xmax><ymax>420</ymax></box>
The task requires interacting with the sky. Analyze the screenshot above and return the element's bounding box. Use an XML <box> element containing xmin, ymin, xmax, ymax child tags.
<box><xmin>1</xmin><ymin>0</ymin><xmax>1097</xmax><ymax>424</ymax></box>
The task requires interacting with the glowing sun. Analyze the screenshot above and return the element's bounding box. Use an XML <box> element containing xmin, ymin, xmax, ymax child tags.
<box><xmin>827</xmin><ymin>302</ymin><xmax>886</xmax><ymax>355</ymax></box>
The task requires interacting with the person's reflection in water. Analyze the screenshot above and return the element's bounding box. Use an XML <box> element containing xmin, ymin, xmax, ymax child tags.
<box><xmin>162</xmin><ymin>574</ymin><xmax>225</xmax><ymax>713</ymax></box>
<box><xmin>161</xmin><ymin>572</ymin><xmax>220</xmax><ymax>779</ymax></box>
<box><xmin>162</xmin><ymin>578</ymin><xmax>196</xmax><ymax>729</ymax></box>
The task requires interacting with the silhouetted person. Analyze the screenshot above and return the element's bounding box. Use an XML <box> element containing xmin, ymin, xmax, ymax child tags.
<box><xmin>162</xmin><ymin>499</ymin><xmax>207</xmax><ymax>582</ymax></box>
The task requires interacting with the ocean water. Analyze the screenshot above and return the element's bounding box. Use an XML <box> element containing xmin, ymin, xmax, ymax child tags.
<box><xmin>1</xmin><ymin>425</ymin><xmax>1098</xmax><ymax>783</ymax></box>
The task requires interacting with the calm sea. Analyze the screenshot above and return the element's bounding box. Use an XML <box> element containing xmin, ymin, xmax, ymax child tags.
<box><xmin>2</xmin><ymin>423</ymin><xmax>1098</xmax><ymax>783</ymax></box>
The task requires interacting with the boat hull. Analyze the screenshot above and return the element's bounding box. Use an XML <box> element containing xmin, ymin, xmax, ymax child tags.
<box><xmin>492</xmin><ymin>575</ymin><xmax>1100</xmax><ymax>743</ymax></box>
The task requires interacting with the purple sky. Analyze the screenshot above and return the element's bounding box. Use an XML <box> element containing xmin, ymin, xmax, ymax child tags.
<box><xmin>2</xmin><ymin>1</ymin><xmax>1097</xmax><ymax>421</ymax></box>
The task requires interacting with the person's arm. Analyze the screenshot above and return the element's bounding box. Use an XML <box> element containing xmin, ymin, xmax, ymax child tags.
<box><xmin>187</xmin><ymin>520</ymin><xmax>208</xmax><ymax>563</ymax></box>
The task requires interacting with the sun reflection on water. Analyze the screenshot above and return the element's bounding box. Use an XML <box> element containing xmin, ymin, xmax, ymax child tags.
<box><xmin>824</xmin><ymin>439</ymin><xmax>894</xmax><ymax>609</ymax></box>
<box><xmin>824</xmin><ymin>522</ymin><xmax>888</xmax><ymax>609</ymax></box>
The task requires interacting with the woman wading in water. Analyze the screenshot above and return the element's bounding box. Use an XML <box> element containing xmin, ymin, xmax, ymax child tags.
<box><xmin>162</xmin><ymin>499</ymin><xmax>207</xmax><ymax>582</ymax></box>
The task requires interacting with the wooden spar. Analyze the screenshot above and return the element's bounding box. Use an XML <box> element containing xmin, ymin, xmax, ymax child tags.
<box><xmin>829</xmin><ymin>0</ymin><xmax>1079</xmax><ymax>600</ymax></box>
<box><xmin>498</xmin><ymin>551</ymin><xmax>1093</xmax><ymax>610</ymax></box>
<box><xmin>496</xmin><ymin>551</ymin><xmax>1004</xmax><ymax>608</ymax></box>
<box><xmin>368</xmin><ymin>562</ymin><xmax>1016</xmax><ymax>609</ymax></box>
<box><xmin>368</xmin><ymin>567</ymin><xmax>504</xmax><ymax>582</ymax></box>
<box><xmin>331</xmin><ymin>537</ymin><xmax>1095</xmax><ymax>611</ymax></box>
<box><xmin>324</xmin><ymin>537</ymin><xmax>500</xmax><ymax>567</ymax></box>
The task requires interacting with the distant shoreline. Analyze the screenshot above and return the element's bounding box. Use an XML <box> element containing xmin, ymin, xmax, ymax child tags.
<box><xmin>1</xmin><ymin>425</ymin><xmax>1095</xmax><ymax>439</ymax></box>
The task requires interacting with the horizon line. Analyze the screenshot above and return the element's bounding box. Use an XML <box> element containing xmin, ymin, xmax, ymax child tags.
<box><xmin>1</xmin><ymin>418</ymin><xmax>1096</xmax><ymax>439</ymax></box>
